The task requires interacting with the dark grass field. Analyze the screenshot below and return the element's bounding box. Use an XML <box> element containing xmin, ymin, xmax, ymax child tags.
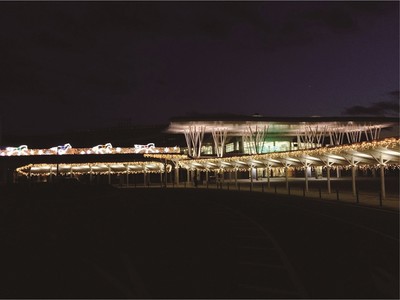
<box><xmin>0</xmin><ymin>184</ymin><xmax>398</xmax><ymax>298</ymax></box>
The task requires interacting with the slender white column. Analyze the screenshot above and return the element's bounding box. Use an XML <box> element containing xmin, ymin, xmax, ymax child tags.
<box><xmin>245</xmin><ymin>125</ymin><xmax>269</xmax><ymax>154</ymax></box>
<box><xmin>212</xmin><ymin>128</ymin><xmax>227</xmax><ymax>157</ymax></box>
<box><xmin>184</xmin><ymin>126</ymin><xmax>205</xmax><ymax>157</ymax></box>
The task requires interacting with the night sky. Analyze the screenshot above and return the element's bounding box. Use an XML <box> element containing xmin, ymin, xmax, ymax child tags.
<box><xmin>0</xmin><ymin>1</ymin><xmax>398</xmax><ymax>135</ymax></box>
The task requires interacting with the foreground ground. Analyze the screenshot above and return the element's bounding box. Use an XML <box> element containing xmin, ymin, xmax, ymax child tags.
<box><xmin>0</xmin><ymin>184</ymin><xmax>398</xmax><ymax>298</ymax></box>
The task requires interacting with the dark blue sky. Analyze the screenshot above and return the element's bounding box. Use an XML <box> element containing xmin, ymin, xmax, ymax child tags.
<box><xmin>0</xmin><ymin>1</ymin><xmax>398</xmax><ymax>134</ymax></box>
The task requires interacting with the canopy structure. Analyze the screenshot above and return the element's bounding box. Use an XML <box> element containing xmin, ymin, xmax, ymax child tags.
<box><xmin>169</xmin><ymin>138</ymin><xmax>399</xmax><ymax>198</ymax></box>
<box><xmin>175</xmin><ymin>138</ymin><xmax>400</xmax><ymax>171</ymax></box>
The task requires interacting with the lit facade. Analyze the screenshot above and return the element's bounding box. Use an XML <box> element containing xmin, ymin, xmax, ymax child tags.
<box><xmin>167</xmin><ymin>115</ymin><xmax>399</xmax><ymax>157</ymax></box>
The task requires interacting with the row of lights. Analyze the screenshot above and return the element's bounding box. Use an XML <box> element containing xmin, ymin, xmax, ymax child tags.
<box><xmin>177</xmin><ymin>138</ymin><xmax>400</xmax><ymax>169</ymax></box>
<box><xmin>16</xmin><ymin>161</ymin><xmax>173</xmax><ymax>177</ymax></box>
<box><xmin>1</xmin><ymin>143</ymin><xmax>180</xmax><ymax>156</ymax></box>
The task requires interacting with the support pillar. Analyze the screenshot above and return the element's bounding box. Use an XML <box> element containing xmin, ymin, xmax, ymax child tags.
<box><xmin>108</xmin><ymin>165</ymin><xmax>111</xmax><ymax>185</ymax></box>
<box><xmin>250</xmin><ymin>167</ymin><xmax>253</xmax><ymax>190</ymax></box>
<box><xmin>49</xmin><ymin>167</ymin><xmax>53</xmax><ymax>183</ymax></box>
<box><xmin>304</xmin><ymin>166</ymin><xmax>309</xmax><ymax>192</ymax></box>
<box><xmin>234</xmin><ymin>168</ymin><xmax>238</xmax><ymax>188</ymax></box>
<box><xmin>351</xmin><ymin>163</ymin><xmax>357</xmax><ymax>197</ymax></box>
<box><xmin>266</xmin><ymin>165</ymin><xmax>270</xmax><ymax>188</ymax></box>
<box><xmin>327</xmin><ymin>165</ymin><xmax>331</xmax><ymax>194</ymax></box>
<box><xmin>175</xmin><ymin>166</ymin><xmax>179</xmax><ymax>185</ymax></box>
<box><xmin>164</xmin><ymin>159</ymin><xmax>168</xmax><ymax>188</ymax></box>
<box><xmin>380</xmin><ymin>156</ymin><xmax>386</xmax><ymax>200</ymax></box>
<box><xmin>285</xmin><ymin>166</ymin><xmax>289</xmax><ymax>190</ymax></box>
<box><xmin>126</xmin><ymin>165</ymin><xmax>129</xmax><ymax>187</ymax></box>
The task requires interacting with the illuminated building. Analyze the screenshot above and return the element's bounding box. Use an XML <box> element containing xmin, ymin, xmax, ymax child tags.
<box><xmin>1</xmin><ymin>115</ymin><xmax>399</xmax><ymax>200</ymax></box>
<box><xmin>167</xmin><ymin>115</ymin><xmax>398</xmax><ymax>157</ymax></box>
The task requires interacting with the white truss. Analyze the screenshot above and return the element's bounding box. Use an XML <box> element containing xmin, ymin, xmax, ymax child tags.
<box><xmin>297</xmin><ymin>124</ymin><xmax>328</xmax><ymax>149</ymax></box>
<box><xmin>184</xmin><ymin>125</ymin><xmax>205</xmax><ymax>158</ymax></box>
<box><xmin>243</xmin><ymin>125</ymin><xmax>269</xmax><ymax>154</ymax></box>
<box><xmin>364</xmin><ymin>125</ymin><xmax>382</xmax><ymax>141</ymax></box>
<box><xmin>345</xmin><ymin>123</ymin><xmax>364</xmax><ymax>144</ymax></box>
<box><xmin>328</xmin><ymin>125</ymin><xmax>346</xmax><ymax>146</ymax></box>
<box><xmin>211</xmin><ymin>128</ymin><xmax>228</xmax><ymax>157</ymax></box>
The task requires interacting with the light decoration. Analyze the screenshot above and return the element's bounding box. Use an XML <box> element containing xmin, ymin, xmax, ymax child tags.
<box><xmin>176</xmin><ymin>138</ymin><xmax>400</xmax><ymax>172</ymax></box>
<box><xmin>49</xmin><ymin>143</ymin><xmax>72</xmax><ymax>155</ymax></box>
<box><xmin>92</xmin><ymin>143</ymin><xmax>113</xmax><ymax>154</ymax></box>
<box><xmin>144</xmin><ymin>153</ymin><xmax>188</xmax><ymax>160</ymax></box>
<box><xmin>16</xmin><ymin>161</ymin><xmax>173</xmax><ymax>177</ymax></box>
<box><xmin>0</xmin><ymin>143</ymin><xmax>180</xmax><ymax>156</ymax></box>
<box><xmin>134</xmin><ymin>143</ymin><xmax>157</xmax><ymax>153</ymax></box>
<box><xmin>6</xmin><ymin>145</ymin><xmax>28</xmax><ymax>156</ymax></box>
<box><xmin>5</xmin><ymin>139</ymin><xmax>399</xmax><ymax>176</ymax></box>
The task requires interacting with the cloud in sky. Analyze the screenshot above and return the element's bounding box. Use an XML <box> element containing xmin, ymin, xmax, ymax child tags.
<box><xmin>343</xmin><ymin>90</ymin><xmax>399</xmax><ymax>116</ymax></box>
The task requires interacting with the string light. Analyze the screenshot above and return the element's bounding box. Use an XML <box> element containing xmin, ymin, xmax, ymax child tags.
<box><xmin>144</xmin><ymin>153</ymin><xmax>188</xmax><ymax>160</ymax></box>
<box><xmin>8</xmin><ymin>138</ymin><xmax>400</xmax><ymax>177</ymax></box>
<box><xmin>176</xmin><ymin>138</ymin><xmax>400</xmax><ymax>171</ymax></box>
<box><xmin>16</xmin><ymin>161</ymin><xmax>173</xmax><ymax>177</ymax></box>
<box><xmin>0</xmin><ymin>143</ymin><xmax>181</xmax><ymax>156</ymax></box>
